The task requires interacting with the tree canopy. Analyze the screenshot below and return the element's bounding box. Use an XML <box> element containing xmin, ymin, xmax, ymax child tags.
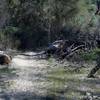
<box><xmin>0</xmin><ymin>0</ymin><xmax>99</xmax><ymax>50</ymax></box>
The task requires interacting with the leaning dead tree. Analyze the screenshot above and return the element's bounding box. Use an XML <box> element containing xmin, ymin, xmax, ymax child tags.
<box><xmin>95</xmin><ymin>0</ymin><xmax>100</xmax><ymax>15</ymax></box>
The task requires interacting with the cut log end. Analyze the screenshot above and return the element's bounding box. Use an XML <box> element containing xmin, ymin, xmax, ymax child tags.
<box><xmin>0</xmin><ymin>54</ymin><xmax>12</xmax><ymax>65</ymax></box>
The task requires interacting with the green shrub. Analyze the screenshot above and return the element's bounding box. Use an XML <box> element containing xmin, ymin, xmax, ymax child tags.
<box><xmin>80</xmin><ymin>49</ymin><xmax>98</xmax><ymax>61</ymax></box>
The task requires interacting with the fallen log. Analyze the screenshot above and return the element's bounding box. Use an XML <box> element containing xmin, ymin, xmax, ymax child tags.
<box><xmin>19</xmin><ymin>51</ymin><xmax>46</xmax><ymax>56</ymax></box>
<box><xmin>71</xmin><ymin>45</ymin><xmax>85</xmax><ymax>52</ymax></box>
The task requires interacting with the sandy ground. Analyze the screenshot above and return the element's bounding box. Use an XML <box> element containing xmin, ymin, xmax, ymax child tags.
<box><xmin>0</xmin><ymin>52</ymin><xmax>99</xmax><ymax>100</ymax></box>
<box><xmin>0</xmin><ymin>53</ymin><xmax>52</xmax><ymax>100</ymax></box>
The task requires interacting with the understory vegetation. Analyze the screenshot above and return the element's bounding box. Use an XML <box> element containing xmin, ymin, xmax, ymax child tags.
<box><xmin>0</xmin><ymin>0</ymin><xmax>99</xmax><ymax>50</ymax></box>
<box><xmin>46</xmin><ymin>59</ymin><xmax>100</xmax><ymax>100</ymax></box>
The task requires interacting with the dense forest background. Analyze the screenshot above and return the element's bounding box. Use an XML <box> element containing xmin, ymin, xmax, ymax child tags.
<box><xmin>0</xmin><ymin>0</ymin><xmax>99</xmax><ymax>50</ymax></box>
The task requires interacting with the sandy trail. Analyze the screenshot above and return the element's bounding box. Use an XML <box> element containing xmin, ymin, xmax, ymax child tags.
<box><xmin>0</xmin><ymin>53</ymin><xmax>52</xmax><ymax>100</ymax></box>
<box><xmin>0</xmin><ymin>53</ymin><xmax>100</xmax><ymax>100</ymax></box>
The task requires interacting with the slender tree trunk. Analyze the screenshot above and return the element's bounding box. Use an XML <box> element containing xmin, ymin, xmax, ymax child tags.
<box><xmin>48</xmin><ymin>22</ymin><xmax>51</xmax><ymax>44</ymax></box>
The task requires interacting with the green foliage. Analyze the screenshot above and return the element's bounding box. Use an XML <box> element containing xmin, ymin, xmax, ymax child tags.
<box><xmin>6</xmin><ymin>0</ymin><xmax>80</xmax><ymax>49</ymax></box>
<box><xmin>80</xmin><ymin>49</ymin><xmax>97</xmax><ymax>61</ymax></box>
<box><xmin>4</xmin><ymin>26</ymin><xmax>18</xmax><ymax>34</ymax></box>
<box><xmin>0</xmin><ymin>0</ymin><xmax>99</xmax><ymax>50</ymax></box>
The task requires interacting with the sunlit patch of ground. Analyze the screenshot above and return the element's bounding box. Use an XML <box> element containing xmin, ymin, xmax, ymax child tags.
<box><xmin>0</xmin><ymin>54</ymin><xmax>50</xmax><ymax>100</ymax></box>
<box><xmin>1</xmin><ymin>54</ymin><xmax>52</xmax><ymax>100</ymax></box>
<box><xmin>7</xmin><ymin>79</ymin><xmax>50</xmax><ymax>94</ymax></box>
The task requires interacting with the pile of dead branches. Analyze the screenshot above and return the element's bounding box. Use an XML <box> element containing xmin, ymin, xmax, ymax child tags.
<box><xmin>44</xmin><ymin>40</ymin><xmax>85</xmax><ymax>59</ymax></box>
<box><xmin>20</xmin><ymin>40</ymin><xmax>86</xmax><ymax>60</ymax></box>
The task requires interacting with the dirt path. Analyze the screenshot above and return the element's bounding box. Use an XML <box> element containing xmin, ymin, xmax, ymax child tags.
<box><xmin>0</xmin><ymin>54</ymin><xmax>52</xmax><ymax>100</ymax></box>
<box><xmin>0</xmin><ymin>53</ymin><xmax>100</xmax><ymax>100</ymax></box>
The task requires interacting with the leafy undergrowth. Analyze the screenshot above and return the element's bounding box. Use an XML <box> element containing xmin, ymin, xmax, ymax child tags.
<box><xmin>46</xmin><ymin>61</ymin><xmax>100</xmax><ymax>100</ymax></box>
